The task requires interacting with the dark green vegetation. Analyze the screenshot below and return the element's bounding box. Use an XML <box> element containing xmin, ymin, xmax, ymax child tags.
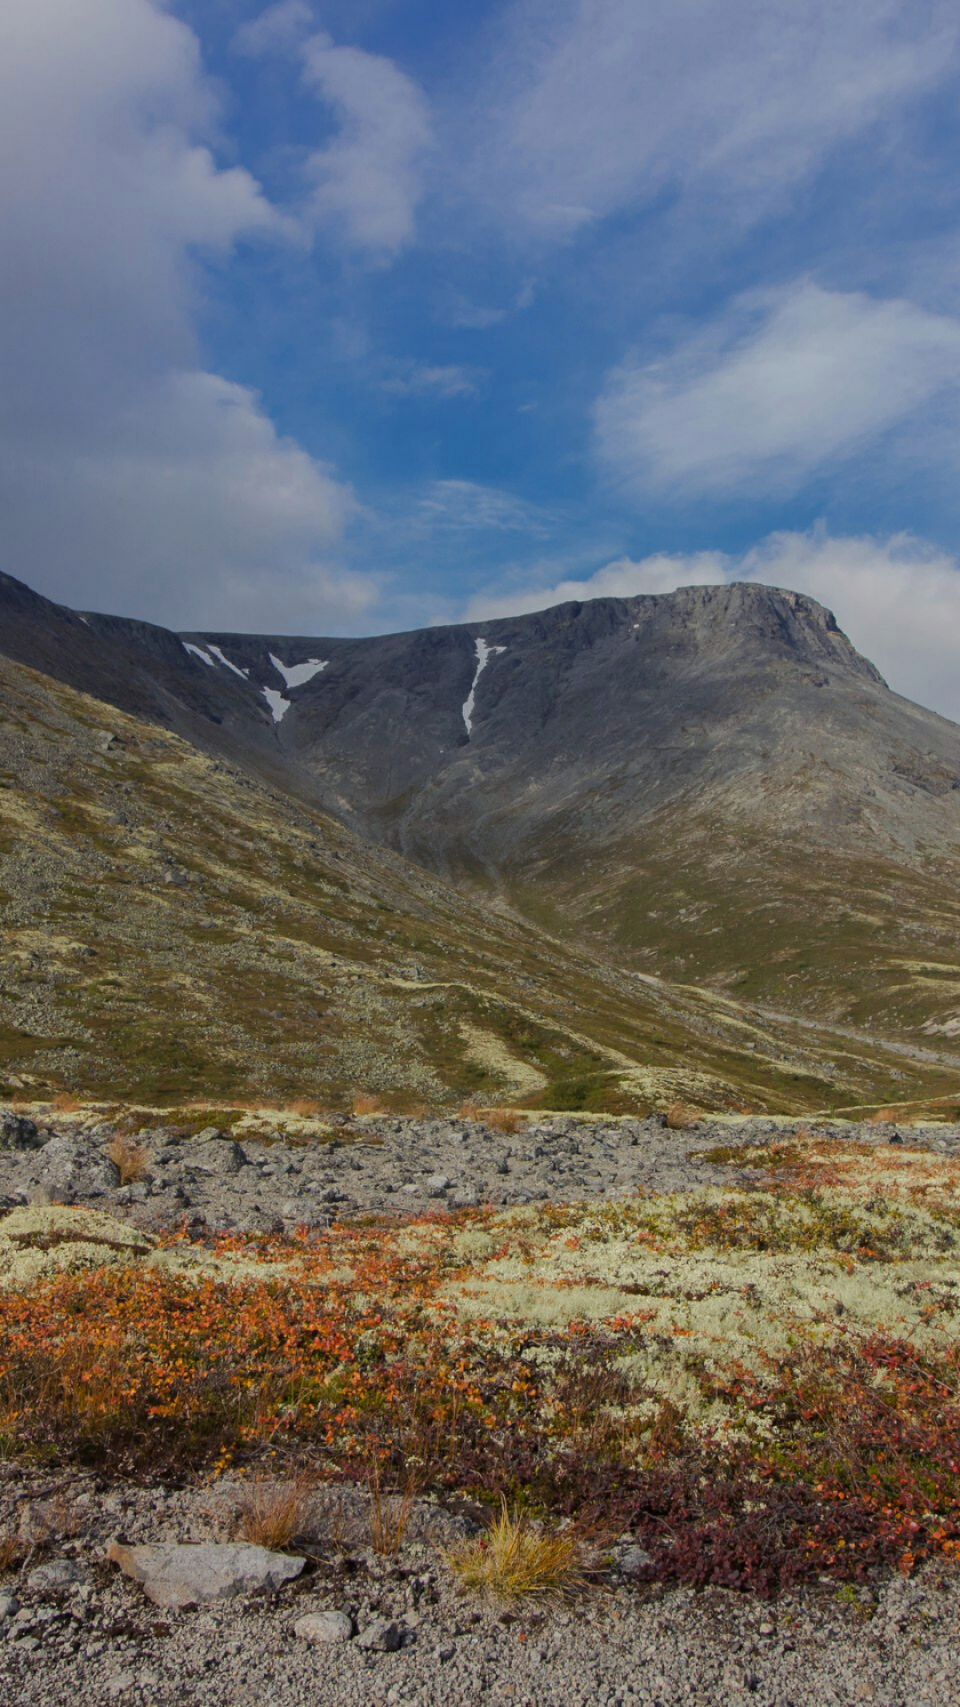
<box><xmin>2</xmin><ymin>656</ymin><xmax>956</xmax><ymax>1111</ymax></box>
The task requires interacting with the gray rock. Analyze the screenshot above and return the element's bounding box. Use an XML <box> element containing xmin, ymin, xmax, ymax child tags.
<box><xmin>612</xmin><ymin>1544</ymin><xmax>653</xmax><ymax>1577</ymax></box>
<box><xmin>0</xmin><ymin>1592</ymin><xmax>19</xmax><ymax>1620</ymax></box>
<box><xmin>294</xmin><ymin>1610</ymin><xmax>354</xmax><ymax>1646</ymax></box>
<box><xmin>0</xmin><ymin>1111</ymin><xmax>43</xmax><ymax>1152</ymax></box>
<box><xmin>189</xmin><ymin>1138</ymin><xmax>248</xmax><ymax>1175</ymax></box>
<box><xmin>34</xmin><ymin>1135</ymin><xmax>120</xmax><ymax>1199</ymax></box>
<box><xmin>25</xmin><ymin>1559</ymin><xmax>92</xmax><ymax>1599</ymax></box>
<box><xmin>357</xmin><ymin>1617</ymin><xmax>402</xmax><ymax>1653</ymax></box>
<box><xmin>106</xmin><ymin>1540</ymin><xmax>305</xmax><ymax>1609</ymax></box>
<box><xmin>425</xmin><ymin>1173</ymin><xmax>450</xmax><ymax>1196</ymax></box>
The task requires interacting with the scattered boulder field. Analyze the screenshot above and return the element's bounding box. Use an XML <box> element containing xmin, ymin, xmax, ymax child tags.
<box><xmin>3</xmin><ymin>1101</ymin><xmax>959</xmax><ymax>1240</ymax></box>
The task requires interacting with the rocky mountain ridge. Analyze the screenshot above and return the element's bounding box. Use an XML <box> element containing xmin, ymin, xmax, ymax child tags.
<box><xmin>3</xmin><ymin>568</ymin><xmax>960</xmax><ymax>1081</ymax></box>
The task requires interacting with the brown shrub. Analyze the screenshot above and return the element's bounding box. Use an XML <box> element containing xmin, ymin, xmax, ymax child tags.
<box><xmin>235</xmin><ymin>1473</ymin><xmax>315</xmax><ymax>1552</ymax></box>
<box><xmin>459</xmin><ymin>1103</ymin><xmax>522</xmax><ymax>1134</ymax></box>
<box><xmin>483</xmin><ymin>1108</ymin><xmax>522</xmax><ymax>1135</ymax></box>
<box><xmin>353</xmin><ymin>1094</ymin><xmax>385</xmax><ymax>1117</ymax></box>
<box><xmin>285</xmin><ymin>1098</ymin><xmax>324</xmax><ymax>1118</ymax></box>
<box><xmin>868</xmin><ymin>1107</ymin><xmax>903</xmax><ymax>1124</ymax></box>
<box><xmin>104</xmin><ymin>1134</ymin><xmax>150</xmax><ymax>1185</ymax></box>
<box><xmin>51</xmin><ymin>1092</ymin><xmax>82</xmax><ymax>1113</ymax></box>
<box><xmin>664</xmin><ymin>1101</ymin><xmax>702</xmax><ymax>1130</ymax></box>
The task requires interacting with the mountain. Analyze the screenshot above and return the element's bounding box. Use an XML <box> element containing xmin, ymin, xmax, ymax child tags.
<box><xmin>2</xmin><ymin>568</ymin><xmax>960</xmax><ymax>1106</ymax></box>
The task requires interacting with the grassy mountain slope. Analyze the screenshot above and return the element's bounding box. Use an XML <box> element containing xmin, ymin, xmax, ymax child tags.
<box><xmin>2</xmin><ymin>655</ymin><xmax>957</xmax><ymax>1113</ymax></box>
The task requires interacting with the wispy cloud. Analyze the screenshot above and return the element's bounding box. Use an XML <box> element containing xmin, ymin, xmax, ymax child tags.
<box><xmin>300</xmin><ymin>32</ymin><xmax>431</xmax><ymax>257</ymax></box>
<box><xmin>477</xmin><ymin>0</ymin><xmax>959</xmax><ymax>236</ymax></box>
<box><xmin>416</xmin><ymin>480</ymin><xmax>554</xmax><ymax>535</ymax></box>
<box><xmin>595</xmin><ymin>282</ymin><xmax>960</xmax><ymax>498</ymax></box>
<box><xmin>379</xmin><ymin>362</ymin><xmax>484</xmax><ymax>399</ymax></box>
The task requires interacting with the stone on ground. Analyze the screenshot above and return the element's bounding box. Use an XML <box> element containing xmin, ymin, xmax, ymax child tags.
<box><xmin>106</xmin><ymin>1541</ymin><xmax>305</xmax><ymax>1609</ymax></box>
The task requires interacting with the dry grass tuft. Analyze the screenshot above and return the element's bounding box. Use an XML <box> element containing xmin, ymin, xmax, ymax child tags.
<box><xmin>104</xmin><ymin>1134</ymin><xmax>151</xmax><ymax>1185</ymax></box>
<box><xmin>868</xmin><ymin>1107</ymin><xmax>903</xmax><ymax>1125</ymax></box>
<box><xmin>353</xmin><ymin>1094</ymin><xmax>385</xmax><ymax>1117</ymax></box>
<box><xmin>664</xmin><ymin>1100</ymin><xmax>702</xmax><ymax>1130</ymax></box>
<box><xmin>367</xmin><ymin>1461</ymin><xmax>417</xmax><ymax>1555</ymax></box>
<box><xmin>51</xmin><ymin>1092</ymin><xmax>82</xmax><ymax>1113</ymax></box>
<box><xmin>0</xmin><ymin>1531</ymin><xmax>21</xmax><ymax>1575</ymax></box>
<box><xmin>458</xmin><ymin>1102</ymin><xmax>522</xmax><ymax>1134</ymax></box>
<box><xmin>285</xmin><ymin>1098</ymin><xmax>325</xmax><ymax>1119</ymax></box>
<box><xmin>446</xmin><ymin>1503</ymin><xmax>584</xmax><ymax>1603</ymax></box>
<box><xmin>235</xmin><ymin>1473</ymin><xmax>315</xmax><ymax>1552</ymax></box>
<box><xmin>483</xmin><ymin>1108</ymin><xmax>522</xmax><ymax>1135</ymax></box>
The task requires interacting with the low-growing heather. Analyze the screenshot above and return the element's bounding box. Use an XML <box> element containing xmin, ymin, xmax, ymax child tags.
<box><xmin>2</xmin><ymin>1136</ymin><xmax>960</xmax><ymax>1594</ymax></box>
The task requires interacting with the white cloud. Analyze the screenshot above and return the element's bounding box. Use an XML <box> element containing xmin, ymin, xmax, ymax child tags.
<box><xmin>464</xmin><ymin>527</ymin><xmax>960</xmax><ymax>723</ymax></box>
<box><xmin>0</xmin><ymin>0</ymin><xmax>368</xmax><ymax>628</ymax></box>
<box><xmin>301</xmin><ymin>33</ymin><xmax>431</xmax><ymax>255</ymax></box>
<box><xmin>481</xmin><ymin>0</ymin><xmax>959</xmax><ymax>235</ymax></box>
<box><xmin>595</xmin><ymin>283</ymin><xmax>960</xmax><ymax>498</ymax></box>
<box><xmin>233</xmin><ymin>0</ymin><xmax>314</xmax><ymax>58</ymax></box>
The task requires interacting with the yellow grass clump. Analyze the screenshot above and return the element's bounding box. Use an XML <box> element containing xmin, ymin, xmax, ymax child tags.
<box><xmin>446</xmin><ymin>1503</ymin><xmax>584</xmax><ymax>1603</ymax></box>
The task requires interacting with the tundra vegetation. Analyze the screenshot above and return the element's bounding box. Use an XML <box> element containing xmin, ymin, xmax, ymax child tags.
<box><xmin>2</xmin><ymin>1133</ymin><xmax>960</xmax><ymax>1596</ymax></box>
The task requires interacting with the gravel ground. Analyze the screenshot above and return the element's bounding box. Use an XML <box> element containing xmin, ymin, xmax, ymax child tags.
<box><xmin>0</xmin><ymin>1465</ymin><xmax>959</xmax><ymax>1707</ymax></box>
<box><xmin>3</xmin><ymin>1108</ymin><xmax>960</xmax><ymax>1704</ymax></box>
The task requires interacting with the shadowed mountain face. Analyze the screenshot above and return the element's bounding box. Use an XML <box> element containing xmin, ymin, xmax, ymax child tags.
<box><xmin>3</xmin><ymin>570</ymin><xmax>960</xmax><ymax>1055</ymax></box>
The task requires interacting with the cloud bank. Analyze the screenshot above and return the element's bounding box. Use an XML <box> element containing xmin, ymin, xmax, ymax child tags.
<box><xmin>0</xmin><ymin>0</ymin><xmax>372</xmax><ymax>629</ymax></box>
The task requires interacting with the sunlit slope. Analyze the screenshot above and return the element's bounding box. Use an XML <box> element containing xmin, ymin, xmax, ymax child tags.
<box><xmin>2</xmin><ymin>656</ymin><xmax>956</xmax><ymax>1112</ymax></box>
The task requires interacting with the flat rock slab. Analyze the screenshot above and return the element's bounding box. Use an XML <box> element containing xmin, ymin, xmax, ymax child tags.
<box><xmin>107</xmin><ymin>1540</ymin><xmax>305</xmax><ymax>1609</ymax></box>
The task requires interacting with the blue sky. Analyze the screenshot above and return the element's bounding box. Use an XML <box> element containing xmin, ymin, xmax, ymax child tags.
<box><xmin>4</xmin><ymin>1</ymin><xmax>960</xmax><ymax>716</ymax></box>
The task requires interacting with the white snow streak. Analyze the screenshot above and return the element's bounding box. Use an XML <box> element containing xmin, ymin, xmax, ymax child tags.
<box><xmin>183</xmin><ymin>642</ymin><xmax>216</xmax><ymax>667</ymax></box>
<box><xmin>262</xmin><ymin>686</ymin><xmax>290</xmax><ymax>723</ymax></box>
<box><xmin>207</xmin><ymin>644</ymin><xmax>248</xmax><ymax>679</ymax></box>
<box><xmin>462</xmin><ymin>637</ymin><xmax>505</xmax><ymax>735</ymax></box>
<box><xmin>269</xmin><ymin>652</ymin><xmax>328</xmax><ymax>690</ymax></box>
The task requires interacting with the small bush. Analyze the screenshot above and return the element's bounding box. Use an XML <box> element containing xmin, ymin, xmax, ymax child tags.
<box><xmin>353</xmin><ymin>1094</ymin><xmax>385</xmax><ymax>1117</ymax></box>
<box><xmin>51</xmin><ymin>1092</ymin><xmax>82</xmax><ymax>1114</ymax></box>
<box><xmin>446</xmin><ymin>1503</ymin><xmax>584</xmax><ymax>1603</ymax></box>
<box><xmin>235</xmin><ymin>1473</ymin><xmax>314</xmax><ymax>1552</ymax></box>
<box><xmin>664</xmin><ymin>1100</ymin><xmax>702</xmax><ymax>1130</ymax></box>
<box><xmin>104</xmin><ymin>1135</ymin><xmax>150</xmax><ymax>1185</ymax></box>
<box><xmin>285</xmin><ymin>1099</ymin><xmax>324</xmax><ymax>1118</ymax></box>
<box><xmin>483</xmin><ymin>1108</ymin><xmax>522</xmax><ymax>1135</ymax></box>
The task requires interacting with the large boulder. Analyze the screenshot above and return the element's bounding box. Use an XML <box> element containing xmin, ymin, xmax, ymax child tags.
<box><xmin>32</xmin><ymin>1133</ymin><xmax>120</xmax><ymax>1200</ymax></box>
<box><xmin>188</xmin><ymin>1136</ymin><xmax>248</xmax><ymax>1176</ymax></box>
<box><xmin>0</xmin><ymin>1110</ymin><xmax>44</xmax><ymax>1152</ymax></box>
<box><xmin>107</xmin><ymin>1541</ymin><xmax>305</xmax><ymax>1609</ymax></box>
